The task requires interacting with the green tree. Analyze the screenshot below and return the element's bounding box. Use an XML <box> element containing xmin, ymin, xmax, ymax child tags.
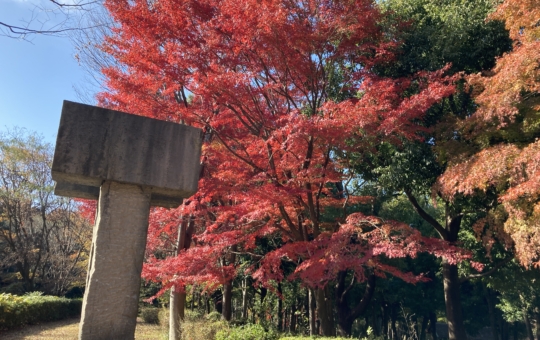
<box><xmin>354</xmin><ymin>1</ymin><xmax>514</xmax><ymax>339</ymax></box>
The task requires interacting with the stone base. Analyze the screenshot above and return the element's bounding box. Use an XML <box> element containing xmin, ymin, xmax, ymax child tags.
<box><xmin>79</xmin><ymin>181</ymin><xmax>151</xmax><ymax>340</ymax></box>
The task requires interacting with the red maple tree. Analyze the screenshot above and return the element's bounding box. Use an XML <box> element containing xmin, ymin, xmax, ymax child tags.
<box><xmin>98</xmin><ymin>0</ymin><xmax>469</xmax><ymax>335</ymax></box>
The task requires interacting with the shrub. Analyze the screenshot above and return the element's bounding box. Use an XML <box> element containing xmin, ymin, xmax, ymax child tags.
<box><xmin>279</xmin><ymin>337</ymin><xmax>354</xmax><ymax>340</ymax></box>
<box><xmin>0</xmin><ymin>293</ymin><xmax>82</xmax><ymax>331</ymax></box>
<box><xmin>216</xmin><ymin>323</ymin><xmax>278</xmax><ymax>340</ymax></box>
<box><xmin>140</xmin><ymin>307</ymin><xmax>160</xmax><ymax>324</ymax></box>
<box><xmin>158</xmin><ymin>307</ymin><xmax>169</xmax><ymax>327</ymax></box>
<box><xmin>180</xmin><ymin>311</ymin><xmax>228</xmax><ymax>340</ymax></box>
<box><xmin>0</xmin><ymin>282</ymin><xmax>26</xmax><ymax>295</ymax></box>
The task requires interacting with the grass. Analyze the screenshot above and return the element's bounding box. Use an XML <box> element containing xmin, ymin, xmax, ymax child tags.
<box><xmin>0</xmin><ymin>317</ymin><xmax>167</xmax><ymax>340</ymax></box>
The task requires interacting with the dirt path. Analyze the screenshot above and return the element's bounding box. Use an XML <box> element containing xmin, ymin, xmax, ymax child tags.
<box><xmin>0</xmin><ymin>318</ymin><xmax>166</xmax><ymax>340</ymax></box>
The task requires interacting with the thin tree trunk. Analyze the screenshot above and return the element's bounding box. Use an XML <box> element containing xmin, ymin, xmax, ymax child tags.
<box><xmin>382</xmin><ymin>302</ymin><xmax>389</xmax><ymax>338</ymax></box>
<box><xmin>283</xmin><ymin>307</ymin><xmax>288</xmax><ymax>332</ymax></box>
<box><xmin>308</xmin><ymin>288</ymin><xmax>316</xmax><ymax>336</ymax></box>
<box><xmin>534</xmin><ymin>311</ymin><xmax>540</xmax><ymax>340</ymax></box>
<box><xmin>429</xmin><ymin>311</ymin><xmax>438</xmax><ymax>340</ymax></box>
<box><xmin>484</xmin><ymin>285</ymin><xmax>499</xmax><ymax>340</ymax></box>
<box><xmin>290</xmin><ymin>300</ymin><xmax>297</xmax><ymax>333</ymax></box>
<box><xmin>221</xmin><ymin>244</ymin><xmax>236</xmax><ymax>321</ymax></box>
<box><xmin>241</xmin><ymin>277</ymin><xmax>248</xmax><ymax>319</ymax></box>
<box><xmin>524</xmin><ymin>309</ymin><xmax>534</xmax><ymax>340</ymax></box>
<box><xmin>169</xmin><ymin>287</ymin><xmax>186</xmax><ymax>340</ymax></box>
<box><xmin>169</xmin><ymin>216</ymin><xmax>189</xmax><ymax>340</ymax></box>
<box><xmin>191</xmin><ymin>288</ymin><xmax>196</xmax><ymax>311</ymax></box>
<box><xmin>391</xmin><ymin>305</ymin><xmax>399</xmax><ymax>340</ymax></box>
<box><xmin>222</xmin><ymin>282</ymin><xmax>233</xmax><ymax>321</ymax></box>
<box><xmin>278</xmin><ymin>283</ymin><xmax>284</xmax><ymax>331</ymax></box>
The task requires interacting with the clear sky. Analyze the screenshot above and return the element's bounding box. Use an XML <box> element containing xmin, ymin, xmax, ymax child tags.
<box><xmin>1</xmin><ymin>0</ymin><xmax>88</xmax><ymax>144</ymax></box>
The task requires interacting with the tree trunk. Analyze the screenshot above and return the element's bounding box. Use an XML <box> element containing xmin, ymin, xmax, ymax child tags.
<box><xmin>277</xmin><ymin>283</ymin><xmax>284</xmax><ymax>331</ymax></box>
<box><xmin>500</xmin><ymin>314</ymin><xmax>508</xmax><ymax>340</ymax></box>
<box><xmin>524</xmin><ymin>309</ymin><xmax>534</xmax><ymax>340</ymax></box>
<box><xmin>420</xmin><ymin>315</ymin><xmax>428</xmax><ymax>340</ymax></box>
<box><xmin>169</xmin><ymin>286</ymin><xmax>186</xmax><ymax>340</ymax></box>
<box><xmin>534</xmin><ymin>311</ymin><xmax>540</xmax><ymax>340</ymax></box>
<box><xmin>406</xmin><ymin>193</ymin><xmax>466</xmax><ymax>340</ymax></box>
<box><xmin>191</xmin><ymin>288</ymin><xmax>196</xmax><ymax>311</ymax></box>
<box><xmin>308</xmin><ymin>288</ymin><xmax>316</xmax><ymax>336</ymax></box>
<box><xmin>391</xmin><ymin>306</ymin><xmax>399</xmax><ymax>340</ymax></box>
<box><xmin>484</xmin><ymin>285</ymin><xmax>499</xmax><ymax>340</ymax></box>
<box><xmin>221</xmin><ymin>245</ymin><xmax>236</xmax><ymax>321</ymax></box>
<box><xmin>290</xmin><ymin>300</ymin><xmax>297</xmax><ymax>333</ymax></box>
<box><xmin>169</xmin><ymin>215</ymin><xmax>191</xmax><ymax>340</ymax></box>
<box><xmin>381</xmin><ymin>302</ymin><xmax>389</xmax><ymax>338</ymax></box>
<box><xmin>336</xmin><ymin>272</ymin><xmax>376</xmax><ymax>337</ymax></box>
<box><xmin>213</xmin><ymin>290</ymin><xmax>223</xmax><ymax>314</ymax></box>
<box><xmin>205</xmin><ymin>293</ymin><xmax>210</xmax><ymax>314</ymax></box>
<box><xmin>241</xmin><ymin>277</ymin><xmax>248</xmax><ymax>319</ymax></box>
<box><xmin>429</xmin><ymin>311</ymin><xmax>438</xmax><ymax>340</ymax></box>
<box><xmin>442</xmin><ymin>260</ymin><xmax>468</xmax><ymax>340</ymax></box>
<box><xmin>315</xmin><ymin>286</ymin><xmax>334</xmax><ymax>336</ymax></box>
<box><xmin>222</xmin><ymin>282</ymin><xmax>233</xmax><ymax>321</ymax></box>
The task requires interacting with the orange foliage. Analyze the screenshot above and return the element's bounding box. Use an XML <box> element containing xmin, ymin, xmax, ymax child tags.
<box><xmin>440</xmin><ymin>0</ymin><xmax>540</xmax><ymax>266</ymax></box>
<box><xmin>467</xmin><ymin>0</ymin><xmax>540</xmax><ymax>126</ymax></box>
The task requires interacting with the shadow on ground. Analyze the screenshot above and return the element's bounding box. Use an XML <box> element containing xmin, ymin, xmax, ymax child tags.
<box><xmin>0</xmin><ymin>318</ymin><xmax>166</xmax><ymax>339</ymax></box>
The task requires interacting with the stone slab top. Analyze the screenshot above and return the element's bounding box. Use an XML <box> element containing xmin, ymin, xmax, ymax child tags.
<box><xmin>52</xmin><ymin>100</ymin><xmax>202</xmax><ymax>208</ymax></box>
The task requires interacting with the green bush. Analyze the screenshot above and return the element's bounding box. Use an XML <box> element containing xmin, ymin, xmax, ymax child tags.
<box><xmin>216</xmin><ymin>323</ymin><xmax>278</xmax><ymax>340</ymax></box>
<box><xmin>0</xmin><ymin>282</ymin><xmax>26</xmax><ymax>295</ymax></box>
<box><xmin>140</xmin><ymin>307</ymin><xmax>160</xmax><ymax>324</ymax></box>
<box><xmin>0</xmin><ymin>292</ymin><xmax>82</xmax><ymax>330</ymax></box>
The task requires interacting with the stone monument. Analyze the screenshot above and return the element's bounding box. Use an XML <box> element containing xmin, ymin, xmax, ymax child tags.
<box><xmin>51</xmin><ymin>100</ymin><xmax>202</xmax><ymax>340</ymax></box>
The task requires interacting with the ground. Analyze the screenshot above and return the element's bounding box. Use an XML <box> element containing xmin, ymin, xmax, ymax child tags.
<box><xmin>0</xmin><ymin>317</ymin><xmax>167</xmax><ymax>340</ymax></box>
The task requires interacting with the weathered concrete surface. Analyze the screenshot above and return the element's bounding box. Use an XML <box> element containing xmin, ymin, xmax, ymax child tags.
<box><xmin>79</xmin><ymin>181</ymin><xmax>151</xmax><ymax>340</ymax></box>
<box><xmin>52</xmin><ymin>100</ymin><xmax>202</xmax><ymax>208</ymax></box>
<box><xmin>54</xmin><ymin>182</ymin><xmax>100</xmax><ymax>201</ymax></box>
<box><xmin>54</xmin><ymin>181</ymin><xmax>184</xmax><ymax>208</ymax></box>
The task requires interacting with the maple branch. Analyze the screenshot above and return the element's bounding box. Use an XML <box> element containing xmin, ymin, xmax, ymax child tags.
<box><xmin>302</xmin><ymin>136</ymin><xmax>320</xmax><ymax>236</ymax></box>
<box><xmin>349</xmin><ymin>274</ymin><xmax>376</xmax><ymax>321</ymax></box>
<box><xmin>342</xmin><ymin>174</ymin><xmax>354</xmax><ymax>219</ymax></box>
<box><xmin>460</xmin><ymin>257</ymin><xmax>513</xmax><ymax>283</ymax></box>
<box><xmin>278</xmin><ymin>205</ymin><xmax>302</xmax><ymax>240</ymax></box>
<box><xmin>229</xmin><ymin>251</ymin><xmax>263</xmax><ymax>259</ymax></box>
<box><xmin>339</xmin><ymin>272</ymin><xmax>356</xmax><ymax>302</ymax></box>
<box><xmin>223</xmin><ymin>104</ymin><xmax>260</xmax><ymax>136</ymax></box>
<box><xmin>315</xmin><ymin>148</ymin><xmax>332</xmax><ymax>218</ymax></box>
<box><xmin>211</xmin><ymin>129</ymin><xmax>265</xmax><ymax>173</ymax></box>
<box><xmin>404</xmin><ymin>189</ymin><xmax>448</xmax><ymax>240</ymax></box>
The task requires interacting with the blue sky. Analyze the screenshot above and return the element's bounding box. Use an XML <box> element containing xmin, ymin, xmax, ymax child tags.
<box><xmin>1</xmin><ymin>0</ymin><xmax>88</xmax><ymax>144</ymax></box>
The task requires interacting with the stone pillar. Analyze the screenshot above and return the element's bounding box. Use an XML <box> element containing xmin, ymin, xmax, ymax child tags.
<box><xmin>79</xmin><ymin>182</ymin><xmax>151</xmax><ymax>340</ymax></box>
<box><xmin>51</xmin><ymin>101</ymin><xmax>202</xmax><ymax>340</ymax></box>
